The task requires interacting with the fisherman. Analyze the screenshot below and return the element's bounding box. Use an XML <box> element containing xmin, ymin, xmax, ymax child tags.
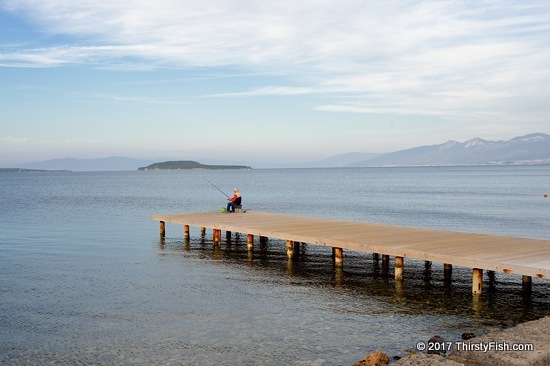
<box><xmin>226</xmin><ymin>188</ymin><xmax>241</xmax><ymax>213</ymax></box>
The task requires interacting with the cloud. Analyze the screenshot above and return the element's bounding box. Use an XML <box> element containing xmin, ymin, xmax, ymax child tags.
<box><xmin>4</xmin><ymin>1</ymin><xmax>545</xmax><ymax>68</ymax></box>
<box><xmin>105</xmin><ymin>95</ymin><xmax>199</xmax><ymax>105</ymax></box>
<box><xmin>2</xmin><ymin>0</ymin><xmax>550</xmax><ymax>121</ymax></box>
<box><xmin>204</xmin><ymin>86</ymin><xmax>321</xmax><ymax>98</ymax></box>
<box><xmin>2</xmin><ymin>136</ymin><xmax>29</xmax><ymax>143</ymax></box>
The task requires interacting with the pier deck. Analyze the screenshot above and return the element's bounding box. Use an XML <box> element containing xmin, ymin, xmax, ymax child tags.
<box><xmin>152</xmin><ymin>211</ymin><xmax>550</xmax><ymax>293</ymax></box>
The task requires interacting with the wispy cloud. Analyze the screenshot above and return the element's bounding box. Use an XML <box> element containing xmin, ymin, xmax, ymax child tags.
<box><xmin>2</xmin><ymin>0</ymin><xmax>550</xmax><ymax>121</ymax></box>
<box><xmin>105</xmin><ymin>95</ymin><xmax>199</xmax><ymax>105</ymax></box>
<box><xmin>204</xmin><ymin>86</ymin><xmax>321</xmax><ymax>98</ymax></box>
<box><xmin>2</xmin><ymin>136</ymin><xmax>29</xmax><ymax>143</ymax></box>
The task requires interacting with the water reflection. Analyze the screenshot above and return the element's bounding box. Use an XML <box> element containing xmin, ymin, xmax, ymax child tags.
<box><xmin>157</xmin><ymin>233</ymin><xmax>550</xmax><ymax>328</ymax></box>
<box><xmin>184</xmin><ymin>237</ymin><xmax>190</xmax><ymax>251</ymax></box>
<box><xmin>287</xmin><ymin>257</ymin><xmax>295</xmax><ymax>277</ymax></box>
<box><xmin>472</xmin><ymin>294</ymin><xmax>483</xmax><ymax>316</ymax></box>
<box><xmin>444</xmin><ymin>264</ymin><xmax>452</xmax><ymax>289</ymax></box>
<box><xmin>334</xmin><ymin>267</ymin><xmax>343</xmax><ymax>288</ymax></box>
<box><xmin>247</xmin><ymin>249</ymin><xmax>254</xmax><ymax>267</ymax></box>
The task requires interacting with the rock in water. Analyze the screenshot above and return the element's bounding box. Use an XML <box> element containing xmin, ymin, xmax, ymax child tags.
<box><xmin>427</xmin><ymin>335</ymin><xmax>445</xmax><ymax>355</ymax></box>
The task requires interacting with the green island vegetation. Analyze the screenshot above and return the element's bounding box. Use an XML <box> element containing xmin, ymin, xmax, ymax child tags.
<box><xmin>137</xmin><ymin>160</ymin><xmax>252</xmax><ymax>171</ymax></box>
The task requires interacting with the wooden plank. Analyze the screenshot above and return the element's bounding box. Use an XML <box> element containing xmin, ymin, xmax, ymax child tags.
<box><xmin>152</xmin><ymin>211</ymin><xmax>550</xmax><ymax>279</ymax></box>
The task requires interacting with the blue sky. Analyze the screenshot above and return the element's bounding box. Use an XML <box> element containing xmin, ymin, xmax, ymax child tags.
<box><xmin>1</xmin><ymin>1</ymin><xmax>550</xmax><ymax>167</ymax></box>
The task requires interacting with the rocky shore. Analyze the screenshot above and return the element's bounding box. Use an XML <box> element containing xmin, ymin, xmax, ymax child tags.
<box><xmin>354</xmin><ymin>316</ymin><xmax>550</xmax><ymax>366</ymax></box>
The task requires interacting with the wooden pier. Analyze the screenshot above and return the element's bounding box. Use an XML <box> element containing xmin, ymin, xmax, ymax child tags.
<box><xmin>152</xmin><ymin>211</ymin><xmax>550</xmax><ymax>294</ymax></box>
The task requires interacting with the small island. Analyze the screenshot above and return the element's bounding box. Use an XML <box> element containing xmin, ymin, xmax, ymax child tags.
<box><xmin>137</xmin><ymin>160</ymin><xmax>252</xmax><ymax>171</ymax></box>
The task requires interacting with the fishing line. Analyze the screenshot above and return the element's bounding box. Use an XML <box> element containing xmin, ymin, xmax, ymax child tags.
<box><xmin>204</xmin><ymin>179</ymin><xmax>230</xmax><ymax>198</ymax></box>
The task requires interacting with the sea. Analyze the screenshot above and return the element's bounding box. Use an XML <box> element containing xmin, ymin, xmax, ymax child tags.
<box><xmin>1</xmin><ymin>166</ymin><xmax>549</xmax><ymax>365</ymax></box>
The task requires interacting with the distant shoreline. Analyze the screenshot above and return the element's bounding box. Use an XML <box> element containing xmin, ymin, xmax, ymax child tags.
<box><xmin>2</xmin><ymin>163</ymin><xmax>549</xmax><ymax>173</ymax></box>
<box><xmin>0</xmin><ymin>168</ymin><xmax>70</xmax><ymax>173</ymax></box>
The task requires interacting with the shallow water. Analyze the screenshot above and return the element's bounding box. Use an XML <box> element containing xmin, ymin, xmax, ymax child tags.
<box><xmin>1</xmin><ymin>167</ymin><xmax>549</xmax><ymax>365</ymax></box>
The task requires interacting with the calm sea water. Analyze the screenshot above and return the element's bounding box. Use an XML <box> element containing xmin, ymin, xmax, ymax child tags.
<box><xmin>1</xmin><ymin>166</ymin><xmax>549</xmax><ymax>365</ymax></box>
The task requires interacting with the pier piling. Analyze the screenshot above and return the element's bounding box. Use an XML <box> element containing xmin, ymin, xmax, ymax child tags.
<box><xmin>184</xmin><ymin>225</ymin><xmax>189</xmax><ymax>238</ymax></box>
<box><xmin>333</xmin><ymin>247</ymin><xmax>343</xmax><ymax>268</ymax></box>
<box><xmin>213</xmin><ymin>229</ymin><xmax>221</xmax><ymax>245</ymax></box>
<box><xmin>395</xmin><ymin>256</ymin><xmax>404</xmax><ymax>281</ymax></box>
<box><xmin>286</xmin><ymin>240</ymin><xmax>295</xmax><ymax>258</ymax></box>
<box><xmin>523</xmin><ymin>275</ymin><xmax>532</xmax><ymax>292</ymax></box>
<box><xmin>444</xmin><ymin>263</ymin><xmax>452</xmax><ymax>287</ymax></box>
<box><xmin>160</xmin><ymin>221</ymin><xmax>165</xmax><ymax>237</ymax></box>
<box><xmin>472</xmin><ymin>268</ymin><xmax>483</xmax><ymax>294</ymax></box>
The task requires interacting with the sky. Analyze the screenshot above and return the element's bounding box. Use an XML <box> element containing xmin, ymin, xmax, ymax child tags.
<box><xmin>1</xmin><ymin>1</ymin><xmax>550</xmax><ymax>167</ymax></box>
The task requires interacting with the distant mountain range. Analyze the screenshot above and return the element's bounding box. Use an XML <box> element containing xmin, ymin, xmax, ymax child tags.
<box><xmin>5</xmin><ymin>133</ymin><xmax>549</xmax><ymax>171</ymax></box>
<box><xmin>350</xmin><ymin>133</ymin><xmax>550</xmax><ymax>167</ymax></box>
<box><xmin>297</xmin><ymin>152</ymin><xmax>380</xmax><ymax>168</ymax></box>
<box><xmin>13</xmin><ymin>157</ymin><xmax>158</xmax><ymax>171</ymax></box>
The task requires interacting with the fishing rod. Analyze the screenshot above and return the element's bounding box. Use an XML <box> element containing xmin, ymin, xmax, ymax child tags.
<box><xmin>204</xmin><ymin>179</ymin><xmax>230</xmax><ymax>198</ymax></box>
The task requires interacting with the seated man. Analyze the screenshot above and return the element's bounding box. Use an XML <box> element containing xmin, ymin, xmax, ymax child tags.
<box><xmin>226</xmin><ymin>188</ymin><xmax>241</xmax><ymax>212</ymax></box>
